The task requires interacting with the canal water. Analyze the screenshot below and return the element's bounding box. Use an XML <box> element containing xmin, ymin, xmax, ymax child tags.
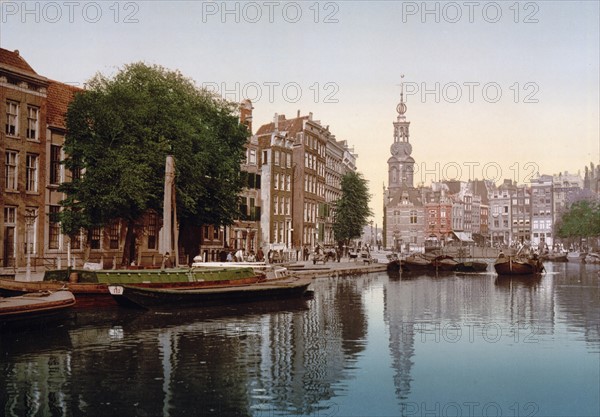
<box><xmin>1</xmin><ymin>262</ymin><xmax>598</xmax><ymax>417</ymax></box>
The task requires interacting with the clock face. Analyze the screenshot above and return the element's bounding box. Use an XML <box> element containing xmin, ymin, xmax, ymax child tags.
<box><xmin>403</xmin><ymin>142</ymin><xmax>412</xmax><ymax>155</ymax></box>
<box><xmin>390</xmin><ymin>142</ymin><xmax>401</xmax><ymax>156</ymax></box>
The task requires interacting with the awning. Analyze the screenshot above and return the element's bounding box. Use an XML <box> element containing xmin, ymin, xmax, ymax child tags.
<box><xmin>451</xmin><ymin>231</ymin><xmax>474</xmax><ymax>243</ymax></box>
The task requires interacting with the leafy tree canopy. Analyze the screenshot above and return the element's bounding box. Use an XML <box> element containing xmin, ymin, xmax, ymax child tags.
<box><xmin>555</xmin><ymin>200</ymin><xmax>600</xmax><ymax>239</ymax></box>
<box><xmin>60</xmin><ymin>62</ymin><xmax>248</xmax><ymax>243</ymax></box>
<box><xmin>333</xmin><ymin>171</ymin><xmax>373</xmax><ymax>245</ymax></box>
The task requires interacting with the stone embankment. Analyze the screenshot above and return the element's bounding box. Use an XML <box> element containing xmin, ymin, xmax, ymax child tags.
<box><xmin>287</xmin><ymin>259</ymin><xmax>387</xmax><ymax>278</ymax></box>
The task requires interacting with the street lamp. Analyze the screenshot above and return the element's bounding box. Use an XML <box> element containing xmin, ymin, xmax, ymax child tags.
<box><xmin>24</xmin><ymin>208</ymin><xmax>37</xmax><ymax>281</ymax></box>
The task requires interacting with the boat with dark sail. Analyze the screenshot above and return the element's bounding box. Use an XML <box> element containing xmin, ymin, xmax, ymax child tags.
<box><xmin>108</xmin><ymin>276</ymin><xmax>313</xmax><ymax>309</ymax></box>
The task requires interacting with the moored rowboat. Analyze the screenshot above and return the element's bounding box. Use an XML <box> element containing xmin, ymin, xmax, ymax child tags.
<box><xmin>108</xmin><ymin>276</ymin><xmax>313</xmax><ymax>309</ymax></box>
<box><xmin>1</xmin><ymin>290</ymin><xmax>76</xmax><ymax>322</ymax></box>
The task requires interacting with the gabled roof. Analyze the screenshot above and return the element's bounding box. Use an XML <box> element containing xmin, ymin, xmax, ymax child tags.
<box><xmin>256</xmin><ymin>115</ymin><xmax>308</xmax><ymax>137</ymax></box>
<box><xmin>387</xmin><ymin>184</ymin><xmax>423</xmax><ymax>207</ymax></box>
<box><xmin>470</xmin><ymin>180</ymin><xmax>490</xmax><ymax>205</ymax></box>
<box><xmin>47</xmin><ymin>80</ymin><xmax>82</xmax><ymax>129</ymax></box>
<box><xmin>0</xmin><ymin>48</ymin><xmax>37</xmax><ymax>74</ymax></box>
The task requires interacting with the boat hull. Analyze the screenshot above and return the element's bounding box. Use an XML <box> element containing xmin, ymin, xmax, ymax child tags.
<box><xmin>0</xmin><ymin>268</ymin><xmax>260</xmax><ymax>307</ymax></box>
<box><xmin>109</xmin><ymin>276</ymin><xmax>313</xmax><ymax>309</ymax></box>
<box><xmin>494</xmin><ymin>257</ymin><xmax>544</xmax><ymax>275</ymax></box>
<box><xmin>454</xmin><ymin>261</ymin><xmax>488</xmax><ymax>272</ymax></box>
<box><xmin>1</xmin><ymin>291</ymin><xmax>76</xmax><ymax>328</ymax></box>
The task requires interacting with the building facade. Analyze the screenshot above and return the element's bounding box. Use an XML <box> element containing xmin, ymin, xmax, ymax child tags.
<box><xmin>1</xmin><ymin>49</ymin><xmax>48</xmax><ymax>270</ymax></box>
<box><xmin>383</xmin><ymin>86</ymin><xmax>425</xmax><ymax>251</ymax></box>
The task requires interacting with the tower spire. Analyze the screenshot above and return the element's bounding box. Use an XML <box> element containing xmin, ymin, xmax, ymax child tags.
<box><xmin>396</xmin><ymin>74</ymin><xmax>407</xmax><ymax>122</ymax></box>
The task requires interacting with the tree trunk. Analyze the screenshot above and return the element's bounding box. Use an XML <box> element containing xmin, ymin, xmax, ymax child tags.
<box><xmin>180</xmin><ymin>224</ymin><xmax>201</xmax><ymax>266</ymax></box>
<box><xmin>121</xmin><ymin>219</ymin><xmax>136</xmax><ymax>267</ymax></box>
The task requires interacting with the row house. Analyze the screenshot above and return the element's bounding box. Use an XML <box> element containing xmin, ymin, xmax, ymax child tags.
<box><xmin>291</xmin><ymin>114</ymin><xmax>328</xmax><ymax>249</ymax></box>
<box><xmin>1</xmin><ymin>48</ymin><xmax>48</xmax><ymax>270</ymax></box>
<box><xmin>255</xmin><ymin>113</ymin><xmax>295</xmax><ymax>252</ymax></box>
<box><xmin>552</xmin><ymin>171</ymin><xmax>583</xmax><ymax>225</ymax></box>
<box><xmin>489</xmin><ymin>179</ymin><xmax>515</xmax><ymax>246</ymax></box>
<box><xmin>511</xmin><ymin>185</ymin><xmax>531</xmax><ymax>244</ymax></box>
<box><xmin>530</xmin><ymin>174</ymin><xmax>553</xmax><ymax>249</ymax></box>
<box><xmin>423</xmin><ymin>183</ymin><xmax>453</xmax><ymax>241</ymax></box>
<box><xmin>324</xmin><ymin>138</ymin><xmax>357</xmax><ymax>246</ymax></box>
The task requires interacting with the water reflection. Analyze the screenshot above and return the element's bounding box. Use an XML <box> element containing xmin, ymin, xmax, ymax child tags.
<box><xmin>1</xmin><ymin>263</ymin><xmax>598</xmax><ymax>416</ymax></box>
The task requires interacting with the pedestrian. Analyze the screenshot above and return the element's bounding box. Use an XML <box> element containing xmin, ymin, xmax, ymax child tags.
<box><xmin>226</xmin><ymin>251</ymin><xmax>233</xmax><ymax>262</ymax></box>
<box><xmin>256</xmin><ymin>248</ymin><xmax>264</xmax><ymax>262</ymax></box>
<box><xmin>235</xmin><ymin>248</ymin><xmax>244</xmax><ymax>262</ymax></box>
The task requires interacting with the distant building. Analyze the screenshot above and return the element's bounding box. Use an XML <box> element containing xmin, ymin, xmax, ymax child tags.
<box><xmin>489</xmin><ymin>179</ymin><xmax>515</xmax><ymax>246</ymax></box>
<box><xmin>530</xmin><ymin>174</ymin><xmax>554</xmax><ymax>249</ymax></box>
<box><xmin>511</xmin><ymin>185</ymin><xmax>531</xmax><ymax>245</ymax></box>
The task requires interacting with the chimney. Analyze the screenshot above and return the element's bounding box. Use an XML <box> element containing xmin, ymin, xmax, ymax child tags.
<box><xmin>308</xmin><ymin>112</ymin><xmax>313</xmax><ymax>121</ymax></box>
<box><xmin>273</xmin><ymin>113</ymin><xmax>278</xmax><ymax>130</ymax></box>
<box><xmin>297</xmin><ymin>109</ymin><xmax>300</xmax><ymax>117</ymax></box>
<box><xmin>239</xmin><ymin>99</ymin><xmax>253</xmax><ymax>133</ymax></box>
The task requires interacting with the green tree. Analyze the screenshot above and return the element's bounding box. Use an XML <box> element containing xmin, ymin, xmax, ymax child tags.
<box><xmin>60</xmin><ymin>63</ymin><xmax>248</xmax><ymax>265</ymax></box>
<box><xmin>556</xmin><ymin>200</ymin><xmax>600</xmax><ymax>243</ymax></box>
<box><xmin>333</xmin><ymin>171</ymin><xmax>373</xmax><ymax>247</ymax></box>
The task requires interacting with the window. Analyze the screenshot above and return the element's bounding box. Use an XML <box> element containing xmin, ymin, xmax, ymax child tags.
<box><xmin>262</xmin><ymin>150</ymin><xmax>268</xmax><ymax>165</ymax></box>
<box><xmin>147</xmin><ymin>214</ymin><xmax>158</xmax><ymax>249</ymax></box>
<box><xmin>26</xmin><ymin>154</ymin><xmax>38</xmax><ymax>192</ymax></box>
<box><xmin>248</xmin><ymin>149</ymin><xmax>257</xmax><ymax>165</ymax></box>
<box><xmin>50</xmin><ymin>145</ymin><xmax>62</xmax><ymax>184</ymax></box>
<box><xmin>410</xmin><ymin>210</ymin><xmax>417</xmax><ymax>224</ymax></box>
<box><xmin>90</xmin><ymin>228</ymin><xmax>101</xmax><ymax>250</ymax></box>
<box><xmin>5</xmin><ymin>151</ymin><xmax>18</xmax><ymax>191</ymax></box>
<box><xmin>48</xmin><ymin>205</ymin><xmax>61</xmax><ymax>250</ymax></box>
<box><xmin>286</xmin><ymin>175</ymin><xmax>291</xmax><ymax>191</ymax></box>
<box><xmin>3</xmin><ymin>207</ymin><xmax>17</xmax><ymax>262</ymax></box>
<box><xmin>286</xmin><ymin>153</ymin><xmax>291</xmax><ymax>168</ymax></box>
<box><xmin>274</xmin><ymin>150</ymin><xmax>280</xmax><ymax>166</ymax></box>
<box><xmin>213</xmin><ymin>226</ymin><xmax>220</xmax><ymax>239</ymax></box>
<box><xmin>6</xmin><ymin>101</ymin><xmax>19</xmax><ymax>136</ymax></box>
<box><xmin>109</xmin><ymin>223</ymin><xmax>120</xmax><ymax>249</ymax></box>
<box><xmin>26</xmin><ymin>106</ymin><xmax>39</xmax><ymax>140</ymax></box>
<box><xmin>274</xmin><ymin>173</ymin><xmax>279</xmax><ymax>190</ymax></box>
<box><xmin>274</xmin><ymin>196</ymin><xmax>279</xmax><ymax>215</ymax></box>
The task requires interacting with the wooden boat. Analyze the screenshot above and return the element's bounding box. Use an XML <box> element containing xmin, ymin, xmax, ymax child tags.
<box><xmin>585</xmin><ymin>253</ymin><xmax>600</xmax><ymax>264</ymax></box>
<box><xmin>540</xmin><ymin>252</ymin><xmax>568</xmax><ymax>262</ymax></box>
<box><xmin>454</xmin><ymin>260</ymin><xmax>488</xmax><ymax>272</ymax></box>
<box><xmin>430</xmin><ymin>255</ymin><xmax>459</xmax><ymax>271</ymax></box>
<box><xmin>494</xmin><ymin>255</ymin><xmax>544</xmax><ymax>275</ymax></box>
<box><xmin>0</xmin><ymin>267</ymin><xmax>260</xmax><ymax>307</ymax></box>
<box><xmin>1</xmin><ymin>290</ymin><xmax>76</xmax><ymax>324</ymax></box>
<box><xmin>400</xmin><ymin>254</ymin><xmax>432</xmax><ymax>272</ymax></box>
<box><xmin>385</xmin><ymin>253</ymin><xmax>401</xmax><ymax>272</ymax></box>
<box><xmin>108</xmin><ymin>276</ymin><xmax>313</xmax><ymax>309</ymax></box>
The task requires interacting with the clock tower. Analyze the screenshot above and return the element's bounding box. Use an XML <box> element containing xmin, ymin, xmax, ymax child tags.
<box><xmin>388</xmin><ymin>80</ymin><xmax>415</xmax><ymax>189</ymax></box>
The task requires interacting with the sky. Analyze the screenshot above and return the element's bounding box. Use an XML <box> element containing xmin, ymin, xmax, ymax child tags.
<box><xmin>2</xmin><ymin>1</ymin><xmax>598</xmax><ymax>224</ymax></box>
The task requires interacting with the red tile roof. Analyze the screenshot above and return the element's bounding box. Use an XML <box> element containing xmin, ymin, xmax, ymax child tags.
<box><xmin>0</xmin><ymin>48</ymin><xmax>37</xmax><ymax>74</ymax></box>
<box><xmin>47</xmin><ymin>81</ymin><xmax>82</xmax><ymax>129</ymax></box>
<box><xmin>255</xmin><ymin>115</ymin><xmax>308</xmax><ymax>136</ymax></box>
